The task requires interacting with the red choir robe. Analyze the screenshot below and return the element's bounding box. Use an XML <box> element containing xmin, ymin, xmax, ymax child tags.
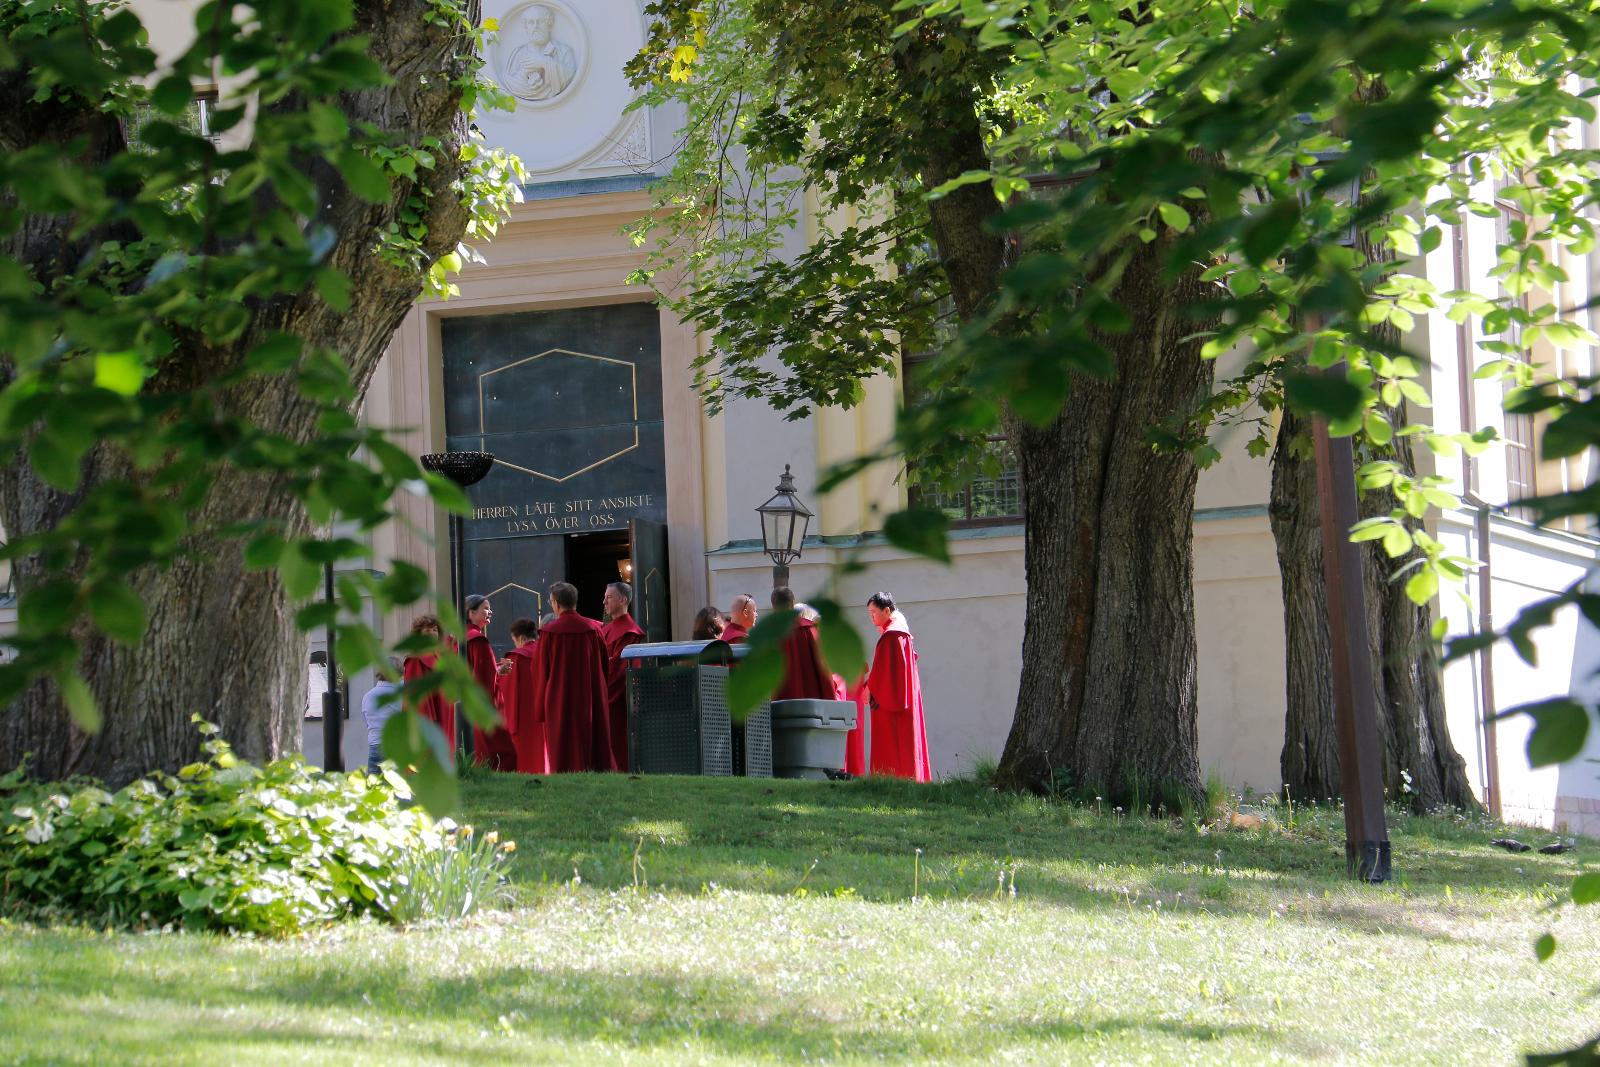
<box><xmin>533</xmin><ymin>611</ymin><xmax>617</xmax><ymax>773</ymax></box>
<box><xmin>465</xmin><ymin>627</ymin><xmax>517</xmax><ymax>771</ymax></box>
<box><xmin>845</xmin><ymin>613</ymin><xmax>931</xmax><ymax>781</ymax></box>
<box><xmin>402</xmin><ymin>652</ymin><xmax>455</xmax><ymax>765</ymax></box>
<box><xmin>774</xmin><ymin>616</ymin><xmax>838</xmax><ymax>701</ymax></box>
<box><xmin>600</xmin><ymin>613</ymin><xmax>646</xmax><ymax>772</ymax></box>
<box><xmin>499</xmin><ymin>642</ymin><xmax>547</xmax><ymax>774</ymax></box>
<box><xmin>719</xmin><ymin>621</ymin><xmax>749</xmax><ymax>643</ymax></box>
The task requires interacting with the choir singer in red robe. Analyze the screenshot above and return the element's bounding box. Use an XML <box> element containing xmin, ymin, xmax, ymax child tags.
<box><xmin>534</xmin><ymin>582</ymin><xmax>617</xmax><ymax>772</ymax></box>
<box><xmin>464</xmin><ymin>594</ymin><xmax>517</xmax><ymax>771</ymax></box>
<box><xmin>401</xmin><ymin>614</ymin><xmax>455</xmax><ymax>765</ymax></box>
<box><xmin>600</xmin><ymin>581</ymin><xmax>646</xmax><ymax>772</ymax></box>
<box><xmin>845</xmin><ymin>591</ymin><xmax>931</xmax><ymax>781</ymax></box>
<box><xmin>770</xmin><ymin>587</ymin><xmax>837</xmax><ymax>700</ymax></box>
<box><xmin>499</xmin><ymin>617</ymin><xmax>547</xmax><ymax>774</ymax></box>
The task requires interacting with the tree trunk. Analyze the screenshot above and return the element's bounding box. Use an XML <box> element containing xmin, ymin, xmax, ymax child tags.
<box><xmin>995</xmin><ymin>236</ymin><xmax>1215</xmax><ymax>808</ymax></box>
<box><xmin>1270</xmin><ymin>406</ymin><xmax>1478</xmax><ymax>810</ymax></box>
<box><xmin>885</xmin><ymin>24</ymin><xmax>1212</xmax><ymax>807</ymax></box>
<box><xmin>0</xmin><ymin>1</ymin><xmax>481</xmax><ymax>785</ymax></box>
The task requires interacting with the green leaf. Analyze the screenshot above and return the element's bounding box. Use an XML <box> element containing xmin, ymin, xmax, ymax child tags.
<box><xmin>1404</xmin><ymin>568</ymin><xmax>1438</xmax><ymax>605</ymax></box>
<box><xmin>93</xmin><ymin>352</ymin><xmax>146</xmax><ymax>396</ymax></box>
<box><xmin>244</xmin><ymin>334</ymin><xmax>303</xmax><ymax>375</ymax></box>
<box><xmin>810</xmin><ymin>596</ymin><xmax>866</xmax><ymax>680</ymax></box>
<box><xmin>58</xmin><ymin>672</ymin><xmax>101</xmax><ymax>732</ymax></box>
<box><xmin>19</xmin><ymin>580</ymin><xmax>80</xmax><ymax>635</ymax></box>
<box><xmin>410</xmin><ymin>754</ymin><xmax>460</xmax><ymax>816</ymax></box>
<box><xmin>150</xmin><ymin>75</ymin><xmax>194</xmax><ymax>116</ymax></box>
<box><xmin>29</xmin><ymin>434</ymin><xmax>81</xmax><ymax>491</ymax></box>
<box><xmin>1284</xmin><ymin>372</ymin><xmax>1364</xmax><ymax>422</ymax></box>
<box><xmin>1572</xmin><ymin>873</ymin><xmax>1600</xmax><ymax>906</ymax></box>
<box><xmin>244</xmin><ymin>532</ymin><xmax>287</xmax><ymax>570</ymax></box>
<box><xmin>314</xmin><ymin>268</ymin><xmax>352</xmax><ymax>312</ymax></box>
<box><xmin>1510</xmin><ymin>699</ymin><xmax>1591</xmax><ymax>768</ymax></box>
<box><xmin>884</xmin><ymin>508</ymin><xmax>951</xmax><ymax>563</ymax></box>
<box><xmin>280</xmin><ymin>545</ymin><xmax>322</xmax><ymax>600</ymax></box>
<box><xmin>726</xmin><ymin>639</ymin><xmax>787</xmax><ymax>723</ymax></box>
<box><xmin>89</xmin><ymin>580</ymin><xmax>148</xmax><ymax>645</ymax></box>
<box><xmin>1534</xmin><ymin>932</ymin><xmax>1556</xmax><ymax>962</ymax></box>
<box><xmin>336</xmin><ymin>148</ymin><xmax>390</xmax><ymax>203</ymax></box>
<box><xmin>1157</xmin><ymin>202</ymin><xmax>1192</xmax><ymax>232</ymax></box>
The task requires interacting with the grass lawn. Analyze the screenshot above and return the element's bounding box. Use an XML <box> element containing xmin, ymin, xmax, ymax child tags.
<box><xmin>2</xmin><ymin>772</ymin><xmax>1597</xmax><ymax>1065</ymax></box>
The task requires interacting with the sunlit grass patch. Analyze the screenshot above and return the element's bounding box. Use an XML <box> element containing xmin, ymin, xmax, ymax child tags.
<box><xmin>1</xmin><ymin>773</ymin><xmax>1595</xmax><ymax>1066</ymax></box>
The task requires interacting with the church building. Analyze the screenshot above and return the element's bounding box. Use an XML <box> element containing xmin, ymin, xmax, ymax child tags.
<box><xmin>130</xmin><ymin>0</ymin><xmax>1600</xmax><ymax>834</ymax></box>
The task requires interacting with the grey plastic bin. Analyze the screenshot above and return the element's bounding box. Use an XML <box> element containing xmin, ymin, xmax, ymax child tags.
<box><xmin>770</xmin><ymin>699</ymin><xmax>857</xmax><ymax>780</ymax></box>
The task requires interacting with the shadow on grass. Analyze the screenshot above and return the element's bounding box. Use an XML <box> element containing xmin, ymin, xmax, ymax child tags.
<box><xmin>3</xmin><ymin>937</ymin><xmax>1286</xmax><ymax>1064</ymax></box>
<box><xmin>464</xmin><ymin>772</ymin><xmax>1586</xmax><ymax>937</ymax></box>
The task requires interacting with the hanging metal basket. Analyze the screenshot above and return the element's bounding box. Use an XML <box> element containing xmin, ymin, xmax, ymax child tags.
<box><xmin>420</xmin><ymin>451</ymin><xmax>495</xmax><ymax>487</ymax></box>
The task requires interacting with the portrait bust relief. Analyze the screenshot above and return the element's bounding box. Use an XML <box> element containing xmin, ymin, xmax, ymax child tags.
<box><xmin>495</xmin><ymin>1</ymin><xmax>587</xmax><ymax>107</ymax></box>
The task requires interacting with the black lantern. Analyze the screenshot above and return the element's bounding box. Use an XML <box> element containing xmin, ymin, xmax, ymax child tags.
<box><xmin>757</xmin><ymin>464</ymin><xmax>813</xmax><ymax>589</ymax></box>
<box><xmin>419</xmin><ymin>450</ymin><xmax>495</xmax><ymax>764</ymax></box>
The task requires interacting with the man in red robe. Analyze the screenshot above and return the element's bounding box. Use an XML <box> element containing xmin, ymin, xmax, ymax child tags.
<box><xmin>533</xmin><ymin>581</ymin><xmax>617</xmax><ymax>772</ymax></box>
<box><xmin>719</xmin><ymin>593</ymin><xmax>757</xmax><ymax>642</ymax></box>
<box><xmin>600</xmin><ymin>580</ymin><xmax>646</xmax><ymax>772</ymax></box>
<box><xmin>499</xmin><ymin>617</ymin><xmax>547</xmax><ymax>774</ymax></box>
<box><xmin>464</xmin><ymin>594</ymin><xmax>517</xmax><ymax>771</ymax></box>
<box><xmin>845</xmin><ymin>591</ymin><xmax>931</xmax><ymax>781</ymax></box>
<box><xmin>770</xmin><ymin>587</ymin><xmax>836</xmax><ymax>701</ymax></box>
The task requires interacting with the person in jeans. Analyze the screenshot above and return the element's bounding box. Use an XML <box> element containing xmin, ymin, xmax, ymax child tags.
<box><xmin>361</xmin><ymin>659</ymin><xmax>403</xmax><ymax>774</ymax></box>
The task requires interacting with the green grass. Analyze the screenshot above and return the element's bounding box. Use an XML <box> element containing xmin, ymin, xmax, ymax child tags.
<box><xmin>3</xmin><ymin>773</ymin><xmax>1597</xmax><ymax>1065</ymax></box>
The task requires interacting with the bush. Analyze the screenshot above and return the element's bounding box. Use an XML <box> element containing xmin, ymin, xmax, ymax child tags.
<box><xmin>0</xmin><ymin>719</ymin><xmax>513</xmax><ymax>936</ymax></box>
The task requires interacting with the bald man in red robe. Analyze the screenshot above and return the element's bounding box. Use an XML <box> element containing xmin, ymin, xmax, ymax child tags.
<box><xmin>499</xmin><ymin>616</ymin><xmax>547</xmax><ymax>774</ymax></box>
<box><xmin>600</xmin><ymin>580</ymin><xmax>646</xmax><ymax>772</ymax></box>
<box><xmin>770</xmin><ymin>587</ymin><xmax>837</xmax><ymax>701</ymax></box>
<box><xmin>463</xmin><ymin>594</ymin><xmax>517</xmax><ymax>771</ymax></box>
<box><xmin>534</xmin><ymin>581</ymin><xmax>617</xmax><ymax>772</ymax></box>
<box><xmin>720</xmin><ymin>593</ymin><xmax>757</xmax><ymax>642</ymax></box>
<box><xmin>846</xmin><ymin>592</ymin><xmax>930</xmax><ymax>781</ymax></box>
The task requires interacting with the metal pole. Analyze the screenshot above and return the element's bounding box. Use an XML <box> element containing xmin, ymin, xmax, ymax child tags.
<box><xmin>321</xmin><ymin>561</ymin><xmax>343</xmax><ymax>772</ymax></box>
<box><xmin>772</xmin><ymin>561</ymin><xmax>789</xmax><ymax>590</ymax></box>
<box><xmin>452</xmin><ymin>512</ymin><xmax>473</xmax><ymax>766</ymax></box>
<box><xmin>1306</xmin><ymin>312</ymin><xmax>1390</xmax><ymax>881</ymax></box>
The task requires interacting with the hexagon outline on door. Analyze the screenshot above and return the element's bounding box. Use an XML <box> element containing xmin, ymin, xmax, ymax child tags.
<box><xmin>483</xmin><ymin>581</ymin><xmax>543</xmax><ymax>617</ymax></box>
<box><xmin>475</xmin><ymin>348</ymin><xmax>639</xmax><ymax>483</ymax></box>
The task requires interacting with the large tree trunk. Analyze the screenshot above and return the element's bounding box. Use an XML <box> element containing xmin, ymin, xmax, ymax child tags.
<box><xmin>1270</xmin><ymin>406</ymin><xmax>1478</xmax><ymax>810</ymax></box>
<box><xmin>0</xmin><ymin>1</ymin><xmax>481</xmax><ymax>785</ymax></box>
<box><xmin>995</xmin><ymin>237</ymin><xmax>1214</xmax><ymax>807</ymax></box>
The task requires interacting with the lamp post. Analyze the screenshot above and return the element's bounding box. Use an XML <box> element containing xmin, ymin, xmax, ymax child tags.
<box><xmin>321</xmin><ymin>563</ymin><xmax>342</xmax><ymax>772</ymax></box>
<box><xmin>757</xmin><ymin>464</ymin><xmax>813</xmax><ymax>590</ymax></box>
<box><xmin>1297</xmin><ymin>150</ymin><xmax>1391</xmax><ymax>883</ymax></box>
<box><xmin>420</xmin><ymin>450</ymin><xmax>496</xmax><ymax>762</ymax></box>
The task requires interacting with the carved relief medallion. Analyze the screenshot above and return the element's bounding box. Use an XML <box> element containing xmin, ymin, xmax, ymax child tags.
<box><xmin>493</xmin><ymin>1</ymin><xmax>587</xmax><ymax>108</ymax></box>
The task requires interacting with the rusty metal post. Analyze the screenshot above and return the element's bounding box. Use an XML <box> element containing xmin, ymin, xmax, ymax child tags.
<box><xmin>1306</xmin><ymin>314</ymin><xmax>1392</xmax><ymax>882</ymax></box>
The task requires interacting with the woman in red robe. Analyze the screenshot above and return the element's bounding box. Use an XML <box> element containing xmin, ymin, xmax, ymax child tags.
<box><xmin>499</xmin><ymin>616</ymin><xmax>547</xmax><ymax>774</ymax></box>
<box><xmin>463</xmin><ymin>594</ymin><xmax>517</xmax><ymax>771</ymax></box>
<box><xmin>845</xmin><ymin>592</ymin><xmax>931</xmax><ymax>781</ymax></box>
<box><xmin>401</xmin><ymin>614</ymin><xmax>455</xmax><ymax>765</ymax></box>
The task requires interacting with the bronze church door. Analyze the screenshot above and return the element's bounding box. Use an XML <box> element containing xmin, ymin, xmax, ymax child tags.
<box><xmin>441</xmin><ymin>304</ymin><xmax>670</xmax><ymax>651</ymax></box>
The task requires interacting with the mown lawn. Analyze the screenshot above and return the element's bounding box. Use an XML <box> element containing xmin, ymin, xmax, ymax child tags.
<box><xmin>2</xmin><ymin>772</ymin><xmax>1597</xmax><ymax>1065</ymax></box>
